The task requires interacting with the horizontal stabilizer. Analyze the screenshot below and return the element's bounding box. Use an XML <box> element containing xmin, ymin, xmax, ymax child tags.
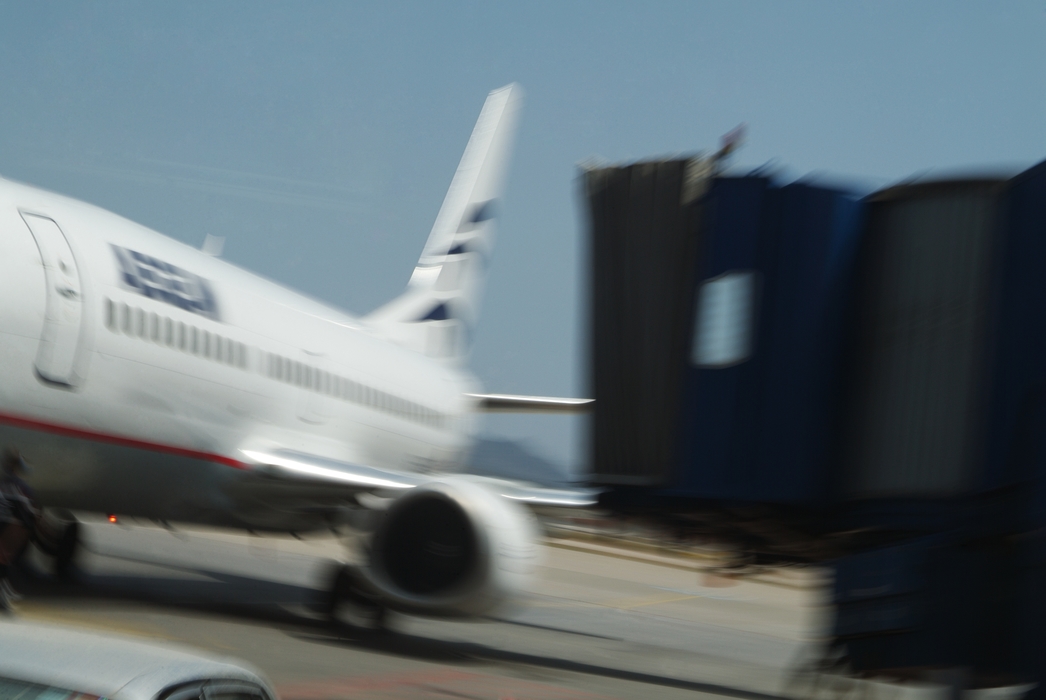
<box><xmin>466</xmin><ymin>393</ymin><xmax>594</xmax><ymax>414</ymax></box>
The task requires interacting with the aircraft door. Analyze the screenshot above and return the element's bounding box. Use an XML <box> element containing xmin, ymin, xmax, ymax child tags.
<box><xmin>20</xmin><ymin>213</ymin><xmax>86</xmax><ymax>387</ymax></box>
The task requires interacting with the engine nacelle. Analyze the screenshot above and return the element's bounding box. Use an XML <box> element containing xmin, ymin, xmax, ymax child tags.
<box><xmin>360</xmin><ymin>476</ymin><xmax>540</xmax><ymax>617</ymax></box>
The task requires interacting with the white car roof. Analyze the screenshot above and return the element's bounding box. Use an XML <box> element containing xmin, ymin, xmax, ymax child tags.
<box><xmin>0</xmin><ymin>620</ymin><xmax>273</xmax><ymax>700</ymax></box>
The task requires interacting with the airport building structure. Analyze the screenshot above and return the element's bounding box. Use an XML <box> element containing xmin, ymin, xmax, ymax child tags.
<box><xmin>583</xmin><ymin>156</ymin><xmax>1046</xmax><ymax>691</ymax></box>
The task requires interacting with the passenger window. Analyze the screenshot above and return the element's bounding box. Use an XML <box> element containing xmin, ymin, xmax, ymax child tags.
<box><xmin>203</xmin><ymin>682</ymin><xmax>270</xmax><ymax>700</ymax></box>
<box><xmin>203</xmin><ymin>331</ymin><xmax>211</xmax><ymax>358</ymax></box>
<box><xmin>105</xmin><ymin>298</ymin><xmax>115</xmax><ymax>330</ymax></box>
<box><xmin>164</xmin><ymin>317</ymin><xmax>174</xmax><ymax>346</ymax></box>
<box><xmin>161</xmin><ymin>679</ymin><xmax>266</xmax><ymax>700</ymax></box>
<box><xmin>214</xmin><ymin>336</ymin><xmax>222</xmax><ymax>362</ymax></box>
<box><xmin>134</xmin><ymin>307</ymin><xmax>145</xmax><ymax>337</ymax></box>
<box><xmin>208</xmin><ymin>692</ymin><xmax>267</xmax><ymax>700</ymax></box>
<box><xmin>191</xmin><ymin>326</ymin><xmax>199</xmax><ymax>354</ymax></box>
<box><xmin>160</xmin><ymin>682</ymin><xmax>206</xmax><ymax>700</ymax></box>
<box><xmin>0</xmin><ymin>674</ymin><xmax>100</xmax><ymax>700</ymax></box>
<box><xmin>121</xmin><ymin>302</ymin><xmax>131</xmax><ymax>334</ymax></box>
<box><xmin>150</xmin><ymin>312</ymin><xmax>160</xmax><ymax>342</ymax></box>
<box><xmin>178</xmin><ymin>322</ymin><xmax>187</xmax><ymax>351</ymax></box>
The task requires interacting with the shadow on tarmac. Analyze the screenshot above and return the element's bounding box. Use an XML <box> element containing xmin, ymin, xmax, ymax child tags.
<box><xmin>12</xmin><ymin>555</ymin><xmax>787</xmax><ymax>700</ymax></box>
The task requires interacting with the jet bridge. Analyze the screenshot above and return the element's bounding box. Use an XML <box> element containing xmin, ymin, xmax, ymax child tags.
<box><xmin>583</xmin><ymin>155</ymin><xmax>1046</xmax><ymax>694</ymax></box>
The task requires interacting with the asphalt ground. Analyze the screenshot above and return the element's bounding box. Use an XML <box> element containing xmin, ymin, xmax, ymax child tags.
<box><xmin>7</xmin><ymin>516</ymin><xmax>831</xmax><ymax>700</ymax></box>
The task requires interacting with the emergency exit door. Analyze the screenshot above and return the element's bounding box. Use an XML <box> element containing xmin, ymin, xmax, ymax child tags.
<box><xmin>21</xmin><ymin>213</ymin><xmax>85</xmax><ymax>387</ymax></box>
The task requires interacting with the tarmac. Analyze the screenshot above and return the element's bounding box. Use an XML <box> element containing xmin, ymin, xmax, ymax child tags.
<box><xmin>10</xmin><ymin>515</ymin><xmax>832</xmax><ymax>700</ymax></box>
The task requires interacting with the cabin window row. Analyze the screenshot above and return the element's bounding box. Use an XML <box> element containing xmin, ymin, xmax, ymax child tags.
<box><xmin>104</xmin><ymin>299</ymin><xmax>248</xmax><ymax>370</ymax></box>
<box><xmin>264</xmin><ymin>353</ymin><xmax>444</xmax><ymax>428</ymax></box>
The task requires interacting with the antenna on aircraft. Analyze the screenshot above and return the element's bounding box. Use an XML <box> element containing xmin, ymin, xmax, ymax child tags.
<box><xmin>201</xmin><ymin>234</ymin><xmax>225</xmax><ymax>257</ymax></box>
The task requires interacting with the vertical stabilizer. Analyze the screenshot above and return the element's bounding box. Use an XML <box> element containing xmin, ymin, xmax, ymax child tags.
<box><xmin>365</xmin><ymin>84</ymin><xmax>523</xmax><ymax>363</ymax></box>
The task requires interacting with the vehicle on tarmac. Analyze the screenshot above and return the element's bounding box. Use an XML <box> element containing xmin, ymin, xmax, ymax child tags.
<box><xmin>0</xmin><ymin>83</ymin><xmax>593</xmax><ymax>623</ymax></box>
<box><xmin>0</xmin><ymin>620</ymin><xmax>276</xmax><ymax>700</ymax></box>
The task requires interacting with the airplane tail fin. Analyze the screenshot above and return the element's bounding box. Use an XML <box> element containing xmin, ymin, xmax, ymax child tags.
<box><xmin>364</xmin><ymin>84</ymin><xmax>523</xmax><ymax>363</ymax></box>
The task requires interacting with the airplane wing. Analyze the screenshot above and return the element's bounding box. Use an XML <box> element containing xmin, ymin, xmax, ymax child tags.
<box><xmin>466</xmin><ymin>393</ymin><xmax>593</xmax><ymax>414</ymax></box>
<box><xmin>236</xmin><ymin>448</ymin><xmax>599</xmax><ymax>509</ymax></box>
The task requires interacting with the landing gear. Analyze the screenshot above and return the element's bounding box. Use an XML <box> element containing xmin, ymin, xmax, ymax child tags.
<box><xmin>53</xmin><ymin>520</ymin><xmax>79</xmax><ymax>581</ymax></box>
<box><xmin>325</xmin><ymin>564</ymin><xmax>388</xmax><ymax>630</ymax></box>
<box><xmin>33</xmin><ymin>510</ymin><xmax>80</xmax><ymax>581</ymax></box>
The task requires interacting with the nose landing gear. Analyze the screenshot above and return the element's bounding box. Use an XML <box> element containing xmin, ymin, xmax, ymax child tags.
<box><xmin>33</xmin><ymin>510</ymin><xmax>80</xmax><ymax>581</ymax></box>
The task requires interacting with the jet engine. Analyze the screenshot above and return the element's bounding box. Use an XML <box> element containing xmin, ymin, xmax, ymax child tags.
<box><xmin>352</xmin><ymin>476</ymin><xmax>541</xmax><ymax>618</ymax></box>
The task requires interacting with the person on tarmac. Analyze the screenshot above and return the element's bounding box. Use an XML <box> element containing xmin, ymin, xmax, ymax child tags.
<box><xmin>0</xmin><ymin>449</ymin><xmax>38</xmax><ymax>612</ymax></box>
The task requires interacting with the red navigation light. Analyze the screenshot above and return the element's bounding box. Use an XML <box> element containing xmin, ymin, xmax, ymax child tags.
<box><xmin>108</xmin><ymin>514</ymin><xmax>118</xmax><ymax>524</ymax></box>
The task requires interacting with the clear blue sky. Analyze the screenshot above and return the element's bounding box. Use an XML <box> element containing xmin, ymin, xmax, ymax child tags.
<box><xmin>1</xmin><ymin>2</ymin><xmax>1043</xmax><ymax>473</ymax></box>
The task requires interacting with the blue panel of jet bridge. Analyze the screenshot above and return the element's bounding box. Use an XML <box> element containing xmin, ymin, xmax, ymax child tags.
<box><xmin>983</xmin><ymin>159</ymin><xmax>1046</xmax><ymax>507</ymax></box>
<box><xmin>669</xmin><ymin>178</ymin><xmax>863</xmax><ymax>502</ymax></box>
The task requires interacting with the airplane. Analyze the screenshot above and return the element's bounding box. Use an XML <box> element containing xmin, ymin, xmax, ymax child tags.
<box><xmin>0</xmin><ymin>83</ymin><xmax>594</xmax><ymax>622</ymax></box>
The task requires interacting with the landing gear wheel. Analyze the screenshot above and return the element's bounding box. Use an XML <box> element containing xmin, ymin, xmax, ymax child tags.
<box><xmin>53</xmin><ymin>521</ymin><xmax>80</xmax><ymax>581</ymax></box>
<box><xmin>32</xmin><ymin>510</ymin><xmax>80</xmax><ymax>582</ymax></box>
<box><xmin>326</xmin><ymin>565</ymin><xmax>388</xmax><ymax>631</ymax></box>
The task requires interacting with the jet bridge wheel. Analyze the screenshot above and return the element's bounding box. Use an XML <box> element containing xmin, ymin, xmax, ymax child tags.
<box><xmin>325</xmin><ymin>564</ymin><xmax>388</xmax><ymax>631</ymax></box>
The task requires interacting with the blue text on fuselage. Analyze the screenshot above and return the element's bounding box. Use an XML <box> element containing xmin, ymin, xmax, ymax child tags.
<box><xmin>111</xmin><ymin>244</ymin><xmax>220</xmax><ymax>321</ymax></box>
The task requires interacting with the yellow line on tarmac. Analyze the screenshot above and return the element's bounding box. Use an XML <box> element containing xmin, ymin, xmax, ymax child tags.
<box><xmin>544</xmin><ymin>540</ymin><xmax>821</xmax><ymax>592</ymax></box>
<box><xmin>15</xmin><ymin>603</ymin><xmax>239</xmax><ymax>653</ymax></box>
<box><xmin>599</xmin><ymin>593</ymin><xmax>702</xmax><ymax>610</ymax></box>
<box><xmin>15</xmin><ymin>602</ymin><xmax>170</xmax><ymax>640</ymax></box>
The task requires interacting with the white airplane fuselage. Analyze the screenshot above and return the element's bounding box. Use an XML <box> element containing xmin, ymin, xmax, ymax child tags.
<box><xmin>0</xmin><ymin>177</ymin><xmax>479</xmax><ymax>529</ymax></box>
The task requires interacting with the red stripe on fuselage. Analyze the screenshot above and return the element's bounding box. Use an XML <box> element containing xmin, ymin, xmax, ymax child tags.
<box><xmin>0</xmin><ymin>410</ymin><xmax>249</xmax><ymax>470</ymax></box>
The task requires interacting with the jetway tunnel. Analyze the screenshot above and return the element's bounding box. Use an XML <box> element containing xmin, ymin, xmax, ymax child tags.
<box><xmin>583</xmin><ymin>155</ymin><xmax>1046</xmax><ymax>692</ymax></box>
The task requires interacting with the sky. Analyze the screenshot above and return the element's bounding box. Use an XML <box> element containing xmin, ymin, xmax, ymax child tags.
<box><xmin>0</xmin><ymin>2</ymin><xmax>1043</xmax><ymax>474</ymax></box>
